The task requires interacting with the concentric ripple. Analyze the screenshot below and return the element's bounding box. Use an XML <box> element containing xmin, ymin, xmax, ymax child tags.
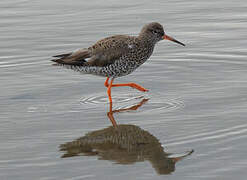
<box><xmin>79</xmin><ymin>92</ymin><xmax>184</xmax><ymax>113</ymax></box>
<box><xmin>79</xmin><ymin>93</ymin><xmax>145</xmax><ymax>105</ymax></box>
<box><xmin>142</xmin><ymin>97</ymin><xmax>185</xmax><ymax>113</ymax></box>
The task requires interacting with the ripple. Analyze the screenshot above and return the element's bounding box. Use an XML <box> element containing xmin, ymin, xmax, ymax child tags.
<box><xmin>0</xmin><ymin>56</ymin><xmax>46</xmax><ymax>68</ymax></box>
<box><xmin>142</xmin><ymin>97</ymin><xmax>185</xmax><ymax>113</ymax></box>
<box><xmin>79</xmin><ymin>93</ymin><xmax>145</xmax><ymax>105</ymax></box>
<box><xmin>79</xmin><ymin>92</ymin><xmax>184</xmax><ymax>113</ymax></box>
<box><xmin>166</xmin><ymin>124</ymin><xmax>247</xmax><ymax>146</ymax></box>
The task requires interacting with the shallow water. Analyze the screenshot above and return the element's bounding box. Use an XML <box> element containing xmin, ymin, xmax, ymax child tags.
<box><xmin>1</xmin><ymin>0</ymin><xmax>247</xmax><ymax>179</ymax></box>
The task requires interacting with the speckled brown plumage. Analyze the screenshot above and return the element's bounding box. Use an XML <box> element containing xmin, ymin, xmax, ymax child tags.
<box><xmin>51</xmin><ymin>22</ymin><xmax>185</xmax><ymax>103</ymax></box>
<box><xmin>52</xmin><ymin>22</ymin><xmax>184</xmax><ymax>77</ymax></box>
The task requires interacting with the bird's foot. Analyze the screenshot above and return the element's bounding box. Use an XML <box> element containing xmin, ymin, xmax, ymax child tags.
<box><xmin>128</xmin><ymin>83</ymin><xmax>149</xmax><ymax>92</ymax></box>
<box><xmin>104</xmin><ymin>78</ymin><xmax>148</xmax><ymax>92</ymax></box>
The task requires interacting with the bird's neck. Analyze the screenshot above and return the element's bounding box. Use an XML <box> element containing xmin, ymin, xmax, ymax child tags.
<box><xmin>138</xmin><ymin>33</ymin><xmax>157</xmax><ymax>47</ymax></box>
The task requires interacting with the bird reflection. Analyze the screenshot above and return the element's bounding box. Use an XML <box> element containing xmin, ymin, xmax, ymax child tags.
<box><xmin>107</xmin><ymin>98</ymin><xmax>149</xmax><ymax>127</ymax></box>
<box><xmin>60</xmin><ymin>98</ymin><xmax>193</xmax><ymax>175</ymax></box>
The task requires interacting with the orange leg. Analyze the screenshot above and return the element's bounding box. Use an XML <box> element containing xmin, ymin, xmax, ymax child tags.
<box><xmin>104</xmin><ymin>77</ymin><xmax>110</xmax><ymax>87</ymax></box>
<box><xmin>111</xmin><ymin>83</ymin><xmax>148</xmax><ymax>92</ymax></box>
<box><xmin>104</xmin><ymin>77</ymin><xmax>148</xmax><ymax>92</ymax></box>
<box><xmin>107</xmin><ymin>78</ymin><xmax>114</xmax><ymax>103</ymax></box>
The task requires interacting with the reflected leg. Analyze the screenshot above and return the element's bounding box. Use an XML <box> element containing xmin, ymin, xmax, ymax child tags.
<box><xmin>107</xmin><ymin>98</ymin><xmax>149</xmax><ymax>128</ymax></box>
<box><xmin>107</xmin><ymin>102</ymin><xmax>117</xmax><ymax>128</ymax></box>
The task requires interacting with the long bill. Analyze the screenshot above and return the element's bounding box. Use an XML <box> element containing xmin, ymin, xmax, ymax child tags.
<box><xmin>162</xmin><ymin>34</ymin><xmax>185</xmax><ymax>46</ymax></box>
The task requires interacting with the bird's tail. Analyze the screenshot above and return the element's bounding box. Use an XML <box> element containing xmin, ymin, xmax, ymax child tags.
<box><xmin>51</xmin><ymin>49</ymin><xmax>90</xmax><ymax>66</ymax></box>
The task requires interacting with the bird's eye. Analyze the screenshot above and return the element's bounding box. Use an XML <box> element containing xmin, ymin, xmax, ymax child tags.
<box><xmin>152</xmin><ymin>30</ymin><xmax>158</xmax><ymax>34</ymax></box>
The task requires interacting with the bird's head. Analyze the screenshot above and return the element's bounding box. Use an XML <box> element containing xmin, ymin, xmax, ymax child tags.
<box><xmin>140</xmin><ymin>22</ymin><xmax>185</xmax><ymax>46</ymax></box>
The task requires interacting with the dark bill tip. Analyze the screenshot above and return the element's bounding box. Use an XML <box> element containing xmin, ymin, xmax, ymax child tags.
<box><xmin>163</xmin><ymin>35</ymin><xmax>185</xmax><ymax>46</ymax></box>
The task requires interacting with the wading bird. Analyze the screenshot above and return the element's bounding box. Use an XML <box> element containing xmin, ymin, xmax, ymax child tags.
<box><xmin>52</xmin><ymin>22</ymin><xmax>185</xmax><ymax>103</ymax></box>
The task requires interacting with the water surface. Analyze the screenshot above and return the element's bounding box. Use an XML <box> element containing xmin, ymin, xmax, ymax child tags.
<box><xmin>1</xmin><ymin>0</ymin><xmax>247</xmax><ymax>179</ymax></box>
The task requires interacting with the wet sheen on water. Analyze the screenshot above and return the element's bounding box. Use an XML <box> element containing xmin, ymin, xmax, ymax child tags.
<box><xmin>1</xmin><ymin>0</ymin><xmax>247</xmax><ymax>179</ymax></box>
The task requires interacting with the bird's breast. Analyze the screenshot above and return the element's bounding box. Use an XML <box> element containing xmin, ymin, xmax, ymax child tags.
<box><xmin>127</xmin><ymin>43</ymin><xmax>155</xmax><ymax>63</ymax></box>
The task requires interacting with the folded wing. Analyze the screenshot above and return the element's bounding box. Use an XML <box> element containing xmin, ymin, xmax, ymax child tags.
<box><xmin>52</xmin><ymin>35</ymin><xmax>133</xmax><ymax>67</ymax></box>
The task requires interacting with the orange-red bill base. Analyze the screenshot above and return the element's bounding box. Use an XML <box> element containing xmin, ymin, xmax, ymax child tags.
<box><xmin>162</xmin><ymin>34</ymin><xmax>185</xmax><ymax>46</ymax></box>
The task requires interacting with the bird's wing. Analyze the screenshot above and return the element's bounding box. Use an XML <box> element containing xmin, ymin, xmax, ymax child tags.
<box><xmin>86</xmin><ymin>35</ymin><xmax>133</xmax><ymax>67</ymax></box>
<box><xmin>52</xmin><ymin>35</ymin><xmax>134</xmax><ymax>66</ymax></box>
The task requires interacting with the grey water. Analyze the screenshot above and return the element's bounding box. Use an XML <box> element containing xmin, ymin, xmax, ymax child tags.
<box><xmin>1</xmin><ymin>0</ymin><xmax>247</xmax><ymax>179</ymax></box>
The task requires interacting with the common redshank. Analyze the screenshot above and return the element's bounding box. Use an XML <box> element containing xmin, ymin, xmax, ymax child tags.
<box><xmin>52</xmin><ymin>22</ymin><xmax>185</xmax><ymax>103</ymax></box>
